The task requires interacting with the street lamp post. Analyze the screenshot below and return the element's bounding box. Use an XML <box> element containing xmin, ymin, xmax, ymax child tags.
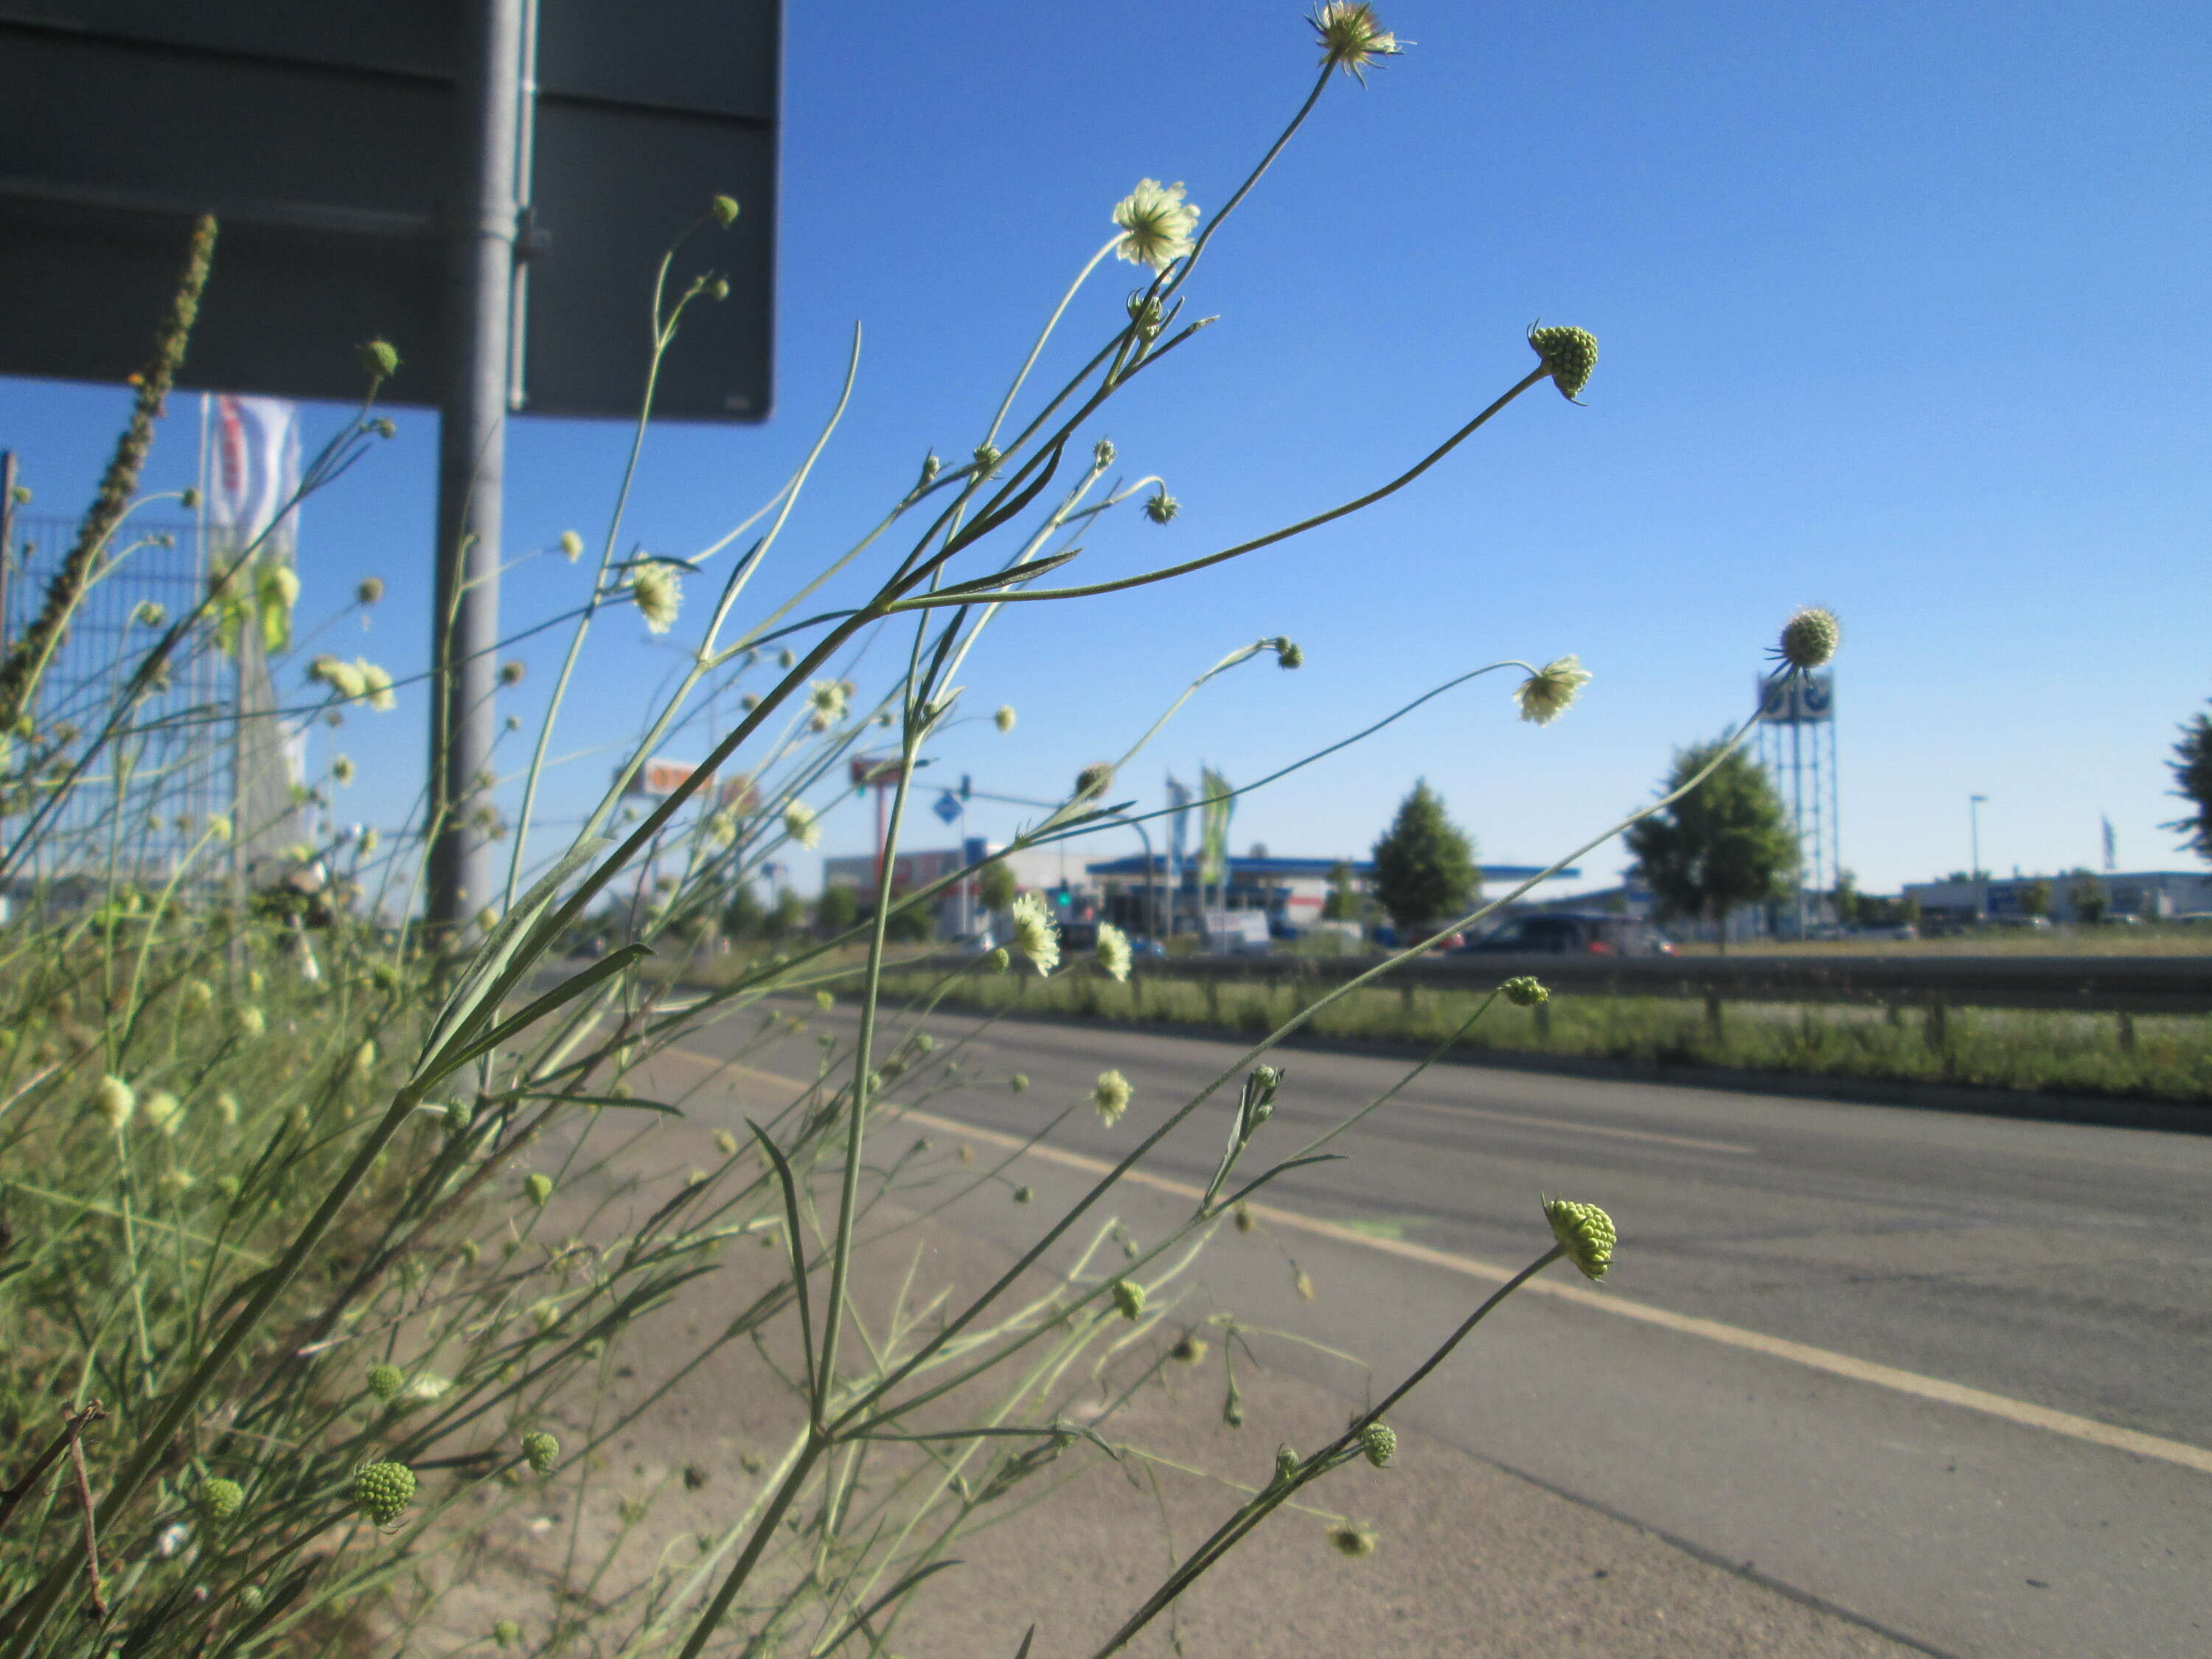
<box><xmin>1969</xmin><ymin>794</ymin><xmax>1989</xmax><ymax>909</ymax></box>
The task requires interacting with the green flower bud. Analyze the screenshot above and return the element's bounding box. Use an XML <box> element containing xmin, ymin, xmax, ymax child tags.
<box><xmin>1360</xmin><ymin>1422</ymin><xmax>1397</xmax><ymax>1469</ymax></box>
<box><xmin>1110</xmin><ymin>1279</ymin><xmax>1145</xmax><ymax>1321</ymax></box>
<box><xmin>493</xmin><ymin>1619</ymin><xmax>521</xmax><ymax>1649</ymax></box>
<box><xmin>1169</xmin><ymin>1332</ymin><xmax>1208</xmax><ymax>1365</ymax></box>
<box><xmin>200</xmin><ymin>1477</ymin><xmax>244</xmax><ymax>1520</ymax></box>
<box><xmin>521</xmin><ymin>1431</ymin><xmax>559</xmax><ymax>1475</ymax></box>
<box><xmin>1234</xmin><ymin>1200</ymin><xmax>1256</xmax><ymax>1234</ymax></box>
<box><xmin>706</xmin><ymin>276</ymin><xmax>730</xmax><ymax>302</ymax></box>
<box><xmin>356</xmin><ymin>338</ymin><xmax>400</xmax><ymax>380</ymax></box>
<box><xmin>366</xmin><ymin>1363</ymin><xmax>403</xmax><ymax>1402</ymax></box>
<box><xmin>1501</xmin><ymin>975</ymin><xmax>1548</xmax><ymax>1007</ymax></box>
<box><xmin>1008</xmin><ymin>1071</ymin><xmax>1029</xmax><ymax>1093</ymax></box>
<box><xmin>972</xmin><ymin>442</ymin><xmax>1002</xmax><ymax>479</ymax></box>
<box><xmin>445</xmin><ymin>1099</ymin><xmax>473</xmax><ymax>1133</ymax></box>
<box><xmin>1327</xmin><ymin>1521</ymin><xmax>1377</xmax><ymax>1558</ymax></box>
<box><xmin>1542</xmin><ymin>1196</ymin><xmax>1617</xmax><ymax>1281</ymax></box>
<box><xmin>1274</xmin><ymin>638</ymin><xmax>1304</xmax><ymax>669</ymax></box>
<box><xmin>1778</xmin><ymin>605</ymin><xmax>1842</xmax><ymax>670</ymax></box>
<box><xmin>711</xmin><ymin>194</ymin><xmax>740</xmax><ymax>228</ymax></box>
<box><xmin>524</xmin><ymin>1173</ymin><xmax>553</xmax><ymax>1208</ymax></box>
<box><xmin>1009</xmin><ymin>1185</ymin><xmax>1034</xmax><ymax>1205</ymax></box>
<box><xmin>1527</xmin><ymin>324</ymin><xmax>1597</xmax><ymax>401</ymax></box>
<box><xmin>990</xmin><ymin>947</ymin><xmax>1011</xmax><ymax>973</ymax></box>
<box><xmin>356</xmin><ymin>577</ymin><xmax>384</xmax><ymax>606</ymax></box>
<box><xmin>1273</xmin><ymin>1444</ymin><xmax>1300</xmax><ymax>1486</ymax></box>
<box><xmin>351</xmin><ymin>1460</ymin><xmax>415</xmax><ymax>1526</ymax></box>
<box><xmin>814</xmin><ymin>990</ymin><xmax>835</xmax><ymax>1010</ymax></box>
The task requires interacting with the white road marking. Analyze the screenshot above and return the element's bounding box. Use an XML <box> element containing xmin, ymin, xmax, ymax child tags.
<box><xmin>666</xmin><ymin>1048</ymin><xmax>2212</xmax><ymax>1480</ymax></box>
<box><xmin>1401</xmin><ymin>1098</ymin><xmax>1757</xmax><ymax>1155</ymax></box>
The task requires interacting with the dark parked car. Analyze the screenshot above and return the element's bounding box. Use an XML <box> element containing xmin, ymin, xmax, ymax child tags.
<box><xmin>1457</xmin><ymin>914</ymin><xmax>1675</xmax><ymax>956</ymax></box>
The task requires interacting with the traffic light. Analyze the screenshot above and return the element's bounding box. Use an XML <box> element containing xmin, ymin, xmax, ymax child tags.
<box><xmin>960</xmin><ymin>773</ymin><xmax>972</xmax><ymax>801</ymax></box>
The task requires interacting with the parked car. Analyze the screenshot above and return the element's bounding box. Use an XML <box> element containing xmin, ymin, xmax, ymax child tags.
<box><xmin>1456</xmin><ymin>914</ymin><xmax>1675</xmax><ymax>956</ymax></box>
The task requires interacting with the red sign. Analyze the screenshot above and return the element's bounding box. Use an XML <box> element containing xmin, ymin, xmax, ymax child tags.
<box><xmin>849</xmin><ymin>756</ymin><xmax>905</xmax><ymax>788</ymax></box>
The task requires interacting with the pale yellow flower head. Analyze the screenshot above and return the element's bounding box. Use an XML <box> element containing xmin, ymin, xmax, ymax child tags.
<box><xmin>1093</xmin><ymin>1068</ymin><xmax>1133</xmax><ymax>1126</ymax></box>
<box><xmin>1009</xmin><ymin>891</ymin><xmax>1060</xmax><ymax>976</ymax></box>
<box><xmin>1310</xmin><ymin>1</ymin><xmax>1405</xmax><ymax>80</ymax></box>
<box><xmin>1096</xmin><ymin>922</ymin><xmax>1132</xmax><ymax>983</ymax></box>
<box><xmin>95</xmin><ymin>1075</ymin><xmax>136</xmax><ymax>1131</ymax></box>
<box><xmin>1513</xmin><ymin>655</ymin><xmax>1592</xmax><ymax>726</ymax></box>
<box><xmin>1112</xmin><ymin>179</ymin><xmax>1200</xmax><ymax>273</ymax></box>
<box><xmin>783</xmin><ymin>800</ymin><xmax>820</xmax><ymax>849</ymax></box>
<box><xmin>630</xmin><ymin>563</ymin><xmax>684</xmax><ymax>633</ymax></box>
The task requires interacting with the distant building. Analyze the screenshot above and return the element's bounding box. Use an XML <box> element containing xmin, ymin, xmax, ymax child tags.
<box><xmin>1082</xmin><ymin>854</ymin><xmax>1581</xmax><ymax>938</ymax></box>
<box><xmin>1904</xmin><ymin>870</ymin><xmax>2211</xmax><ymax>925</ymax></box>
<box><xmin>820</xmin><ymin>839</ymin><xmax>1099</xmax><ymax>939</ymax></box>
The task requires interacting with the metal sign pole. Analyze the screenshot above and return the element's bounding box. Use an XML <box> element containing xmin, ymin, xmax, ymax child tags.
<box><xmin>428</xmin><ymin>0</ymin><xmax>526</xmax><ymax>932</ymax></box>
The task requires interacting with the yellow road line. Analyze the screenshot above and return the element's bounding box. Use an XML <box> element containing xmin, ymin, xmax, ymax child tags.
<box><xmin>667</xmin><ymin>1048</ymin><xmax>2212</xmax><ymax>1480</ymax></box>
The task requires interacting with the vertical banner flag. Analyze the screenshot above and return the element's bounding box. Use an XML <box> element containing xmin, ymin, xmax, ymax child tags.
<box><xmin>1197</xmin><ymin>765</ymin><xmax>1232</xmax><ymax>891</ymax></box>
<box><xmin>2101</xmin><ymin>815</ymin><xmax>2116</xmax><ymax>873</ymax></box>
<box><xmin>208</xmin><ymin>395</ymin><xmax>310</xmax><ymax>874</ymax></box>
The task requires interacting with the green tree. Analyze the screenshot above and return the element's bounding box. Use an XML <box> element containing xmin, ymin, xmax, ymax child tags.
<box><xmin>816</xmin><ymin>883</ymin><xmax>859</xmax><ymax>936</ymax></box>
<box><xmin>2067</xmin><ymin>870</ymin><xmax>2107</xmax><ymax>925</ymax></box>
<box><xmin>2019</xmin><ymin>879</ymin><xmax>2052</xmax><ymax>919</ymax></box>
<box><xmin>1831</xmin><ymin>869</ymin><xmax>1860</xmax><ymax>928</ymax></box>
<box><xmin>762</xmin><ymin>888</ymin><xmax>807</xmax><ymax>942</ymax></box>
<box><xmin>2165</xmin><ymin>700</ymin><xmax>2212</xmax><ymax>863</ymax></box>
<box><xmin>977</xmin><ymin>858</ymin><xmax>1017</xmax><ymax>915</ymax></box>
<box><xmin>722</xmin><ymin>882</ymin><xmax>765</xmax><ymax>941</ymax></box>
<box><xmin>1622</xmin><ymin>739</ymin><xmax>1796</xmax><ymax>953</ymax></box>
<box><xmin>1321</xmin><ymin>860</ymin><xmax>1361</xmax><ymax>922</ymax></box>
<box><xmin>878</xmin><ymin>886</ymin><xmax>936</xmax><ymax>942</ymax></box>
<box><xmin>1369</xmin><ymin>781</ymin><xmax>1478</xmax><ymax>936</ymax></box>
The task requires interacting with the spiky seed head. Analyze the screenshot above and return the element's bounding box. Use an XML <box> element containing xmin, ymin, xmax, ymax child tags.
<box><xmin>144</xmin><ymin>1089</ymin><xmax>183</xmax><ymax>1135</ymax></box>
<box><xmin>1093</xmin><ymin>1068</ymin><xmax>1133</xmax><ymax>1126</ymax></box>
<box><xmin>1514</xmin><ymin>655</ymin><xmax>1592</xmax><ymax>726</ymax></box>
<box><xmin>1778</xmin><ymin>606</ymin><xmax>1842</xmax><ymax>669</ymax></box>
<box><xmin>357</xmin><ymin>339</ymin><xmax>400</xmax><ymax>380</ymax></box>
<box><xmin>524</xmin><ymin>1173</ymin><xmax>553</xmax><ymax>1208</ymax></box>
<box><xmin>1143</xmin><ymin>489</ymin><xmax>1179</xmax><ymax>525</ymax></box>
<box><xmin>200</xmin><ymin>1478</ymin><xmax>244</xmax><ymax>1520</ymax></box>
<box><xmin>1528</xmin><ymin>324</ymin><xmax>1599</xmax><ymax>401</ymax></box>
<box><xmin>1328</xmin><ymin>1521</ymin><xmax>1378</xmax><ymax>1558</ymax></box>
<box><xmin>1110</xmin><ymin>1278</ymin><xmax>1146</xmax><ymax>1321</ymax></box>
<box><xmin>711</xmin><ymin>194</ymin><xmax>740</xmax><ymax>228</ymax></box>
<box><xmin>521</xmin><ymin>1431</ymin><xmax>559</xmax><ymax>1475</ymax></box>
<box><xmin>366</xmin><ymin>1363</ymin><xmax>404</xmax><ymax>1401</ymax></box>
<box><xmin>1542</xmin><ymin>1196</ymin><xmax>1617</xmax><ymax>1281</ymax></box>
<box><xmin>1310</xmin><ymin>2</ymin><xmax>1405</xmax><ymax>80</ymax></box>
<box><xmin>352</xmin><ymin>1460</ymin><xmax>415</xmax><ymax>1526</ymax></box>
<box><xmin>95</xmin><ymin>1075</ymin><xmax>136</xmax><ymax>1130</ymax></box>
<box><xmin>1501</xmin><ymin>975</ymin><xmax>1549</xmax><ymax>1007</ymax></box>
<box><xmin>1360</xmin><ymin>1422</ymin><xmax>1397</xmax><ymax>1468</ymax></box>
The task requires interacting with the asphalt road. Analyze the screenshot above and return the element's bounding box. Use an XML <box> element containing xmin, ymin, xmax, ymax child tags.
<box><xmin>678</xmin><ymin>1004</ymin><xmax>2212</xmax><ymax>1659</ymax></box>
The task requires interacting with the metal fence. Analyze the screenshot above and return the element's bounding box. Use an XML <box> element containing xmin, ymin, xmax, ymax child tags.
<box><xmin>1</xmin><ymin>511</ymin><xmax>237</xmax><ymax>889</ymax></box>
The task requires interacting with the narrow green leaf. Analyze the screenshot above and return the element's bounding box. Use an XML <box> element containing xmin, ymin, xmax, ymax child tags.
<box><xmin>417</xmin><ymin>943</ymin><xmax>651</xmax><ymax>1088</ymax></box>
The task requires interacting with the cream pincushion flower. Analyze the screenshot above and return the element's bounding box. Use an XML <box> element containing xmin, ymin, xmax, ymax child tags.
<box><xmin>1112</xmin><ymin>179</ymin><xmax>1200</xmax><ymax>272</ymax></box>
<box><xmin>1009</xmin><ymin>892</ymin><xmax>1060</xmax><ymax>976</ymax></box>
<box><xmin>630</xmin><ymin>563</ymin><xmax>683</xmax><ymax>633</ymax></box>
<box><xmin>1513</xmin><ymin>655</ymin><xmax>1591</xmax><ymax>726</ymax></box>
<box><xmin>783</xmin><ymin>800</ymin><xmax>820</xmax><ymax>849</ymax></box>
<box><xmin>1096</xmin><ymin>922</ymin><xmax>1132</xmax><ymax>983</ymax></box>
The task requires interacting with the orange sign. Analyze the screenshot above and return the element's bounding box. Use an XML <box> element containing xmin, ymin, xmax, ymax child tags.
<box><xmin>627</xmin><ymin>759</ymin><xmax>756</xmax><ymax>807</ymax></box>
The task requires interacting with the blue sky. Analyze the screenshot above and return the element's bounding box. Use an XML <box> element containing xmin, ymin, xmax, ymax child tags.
<box><xmin>4</xmin><ymin>1</ymin><xmax>2208</xmax><ymax>898</ymax></box>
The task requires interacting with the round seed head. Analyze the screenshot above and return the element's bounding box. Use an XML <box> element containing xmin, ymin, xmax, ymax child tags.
<box><xmin>1527</xmin><ymin>324</ymin><xmax>1599</xmax><ymax>401</ymax></box>
<box><xmin>1110</xmin><ymin>1278</ymin><xmax>1146</xmax><ymax>1321</ymax></box>
<box><xmin>1012</xmin><ymin>1184</ymin><xmax>1034</xmax><ymax>1204</ymax></box>
<box><xmin>94</xmin><ymin>1075</ymin><xmax>136</xmax><ymax>1131</ymax></box>
<box><xmin>1778</xmin><ymin>605</ymin><xmax>1842</xmax><ymax>669</ymax></box>
<box><xmin>1360</xmin><ymin>1422</ymin><xmax>1397</xmax><ymax>1468</ymax></box>
<box><xmin>521</xmin><ymin>1431</ymin><xmax>559</xmax><ymax>1475</ymax></box>
<box><xmin>351</xmin><ymin>1460</ymin><xmax>415</xmax><ymax>1526</ymax></box>
<box><xmin>1542</xmin><ymin>1196</ymin><xmax>1617</xmax><ymax>1281</ymax></box>
<box><xmin>559</xmin><ymin>530</ymin><xmax>585</xmax><ymax>561</ymax></box>
<box><xmin>1008</xmin><ymin>1071</ymin><xmax>1029</xmax><ymax>1092</ymax></box>
<box><xmin>994</xmin><ymin>704</ymin><xmax>1016</xmax><ymax>733</ymax></box>
<box><xmin>1327</xmin><ymin>1521</ymin><xmax>1378</xmax><ymax>1558</ymax></box>
<box><xmin>990</xmin><ymin>947</ymin><xmax>1011</xmax><ymax>973</ymax></box>
<box><xmin>356</xmin><ymin>577</ymin><xmax>383</xmax><ymax>606</ymax></box>
<box><xmin>710</xmin><ymin>194</ymin><xmax>740</xmax><ymax>228</ymax></box>
<box><xmin>357</xmin><ymin>339</ymin><xmax>400</xmax><ymax>380</ymax></box>
<box><xmin>524</xmin><ymin>1173</ymin><xmax>553</xmax><ymax>1208</ymax></box>
<box><xmin>1274</xmin><ymin>1444</ymin><xmax>1301</xmax><ymax>1486</ymax></box>
<box><xmin>366</xmin><ymin>1363</ymin><xmax>404</xmax><ymax>1402</ymax></box>
<box><xmin>200</xmin><ymin>1478</ymin><xmax>244</xmax><ymax>1520</ymax></box>
<box><xmin>1501</xmin><ymin>975</ymin><xmax>1549</xmax><ymax>1007</ymax></box>
<box><xmin>493</xmin><ymin>1619</ymin><xmax>521</xmax><ymax>1649</ymax></box>
<box><xmin>1169</xmin><ymin>1332</ymin><xmax>1208</xmax><ymax>1365</ymax></box>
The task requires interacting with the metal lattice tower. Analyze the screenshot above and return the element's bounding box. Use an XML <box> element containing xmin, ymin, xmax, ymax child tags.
<box><xmin>1755</xmin><ymin>672</ymin><xmax>1840</xmax><ymax>936</ymax></box>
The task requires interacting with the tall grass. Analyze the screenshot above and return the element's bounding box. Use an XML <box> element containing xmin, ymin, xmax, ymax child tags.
<box><xmin>0</xmin><ymin>10</ymin><xmax>1847</xmax><ymax>1656</ymax></box>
